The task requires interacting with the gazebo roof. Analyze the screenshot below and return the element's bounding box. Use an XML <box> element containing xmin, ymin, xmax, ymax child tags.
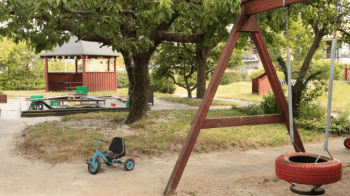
<box><xmin>40</xmin><ymin>36</ymin><xmax>121</xmax><ymax>58</ymax></box>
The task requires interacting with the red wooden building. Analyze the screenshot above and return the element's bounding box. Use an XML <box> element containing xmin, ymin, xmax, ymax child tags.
<box><xmin>40</xmin><ymin>36</ymin><xmax>121</xmax><ymax>92</ymax></box>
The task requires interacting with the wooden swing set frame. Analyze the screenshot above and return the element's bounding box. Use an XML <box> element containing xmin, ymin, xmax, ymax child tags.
<box><xmin>164</xmin><ymin>0</ymin><xmax>311</xmax><ymax>195</ymax></box>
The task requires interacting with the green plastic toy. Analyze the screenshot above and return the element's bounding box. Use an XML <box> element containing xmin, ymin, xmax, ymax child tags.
<box><xmin>76</xmin><ymin>86</ymin><xmax>88</xmax><ymax>94</ymax></box>
<box><xmin>50</xmin><ymin>100</ymin><xmax>61</xmax><ymax>106</ymax></box>
<box><xmin>30</xmin><ymin>95</ymin><xmax>44</xmax><ymax>102</ymax></box>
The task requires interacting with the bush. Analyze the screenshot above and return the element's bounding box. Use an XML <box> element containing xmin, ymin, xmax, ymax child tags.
<box><xmin>240</xmin><ymin>71</ymin><xmax>249</xmax><ymax>82</ymax></box>
<box><xmin>117</xmin><ymin>71</ymin><xmax>129</xmax><ymax>88</ymax></box>
<box><xmin>297</xmin><ymin>102</ymin><xmax>327</xmax><ymax>120</ymax></box>
<box><xmin>236</xmin><ymin>103</ymin><xmax>264</xmax><ymax>115</ymax></box>
<box><xmin>260</xmin><ymin>92</ymin><xmax>280</xmax><ymax>114</ymax></box>
<box><xmin>0</xmin><ymin>89</ymin><xmax>3</xmax><ymax>95</ymax></box>
<box><xmin>0</xmin><ymin>77</ymin><xmax>45</xmax><ymax>90</ymax></box>
<box><xmin>330</xmin><ymin>112</ymin><xmax>350</xmax><ymax>133</ymax></box>
<box><xmin>220</xmin><ymin>72</ymin><xmax>241</xmax><ymax>85</ymax></box>
<box><xmin>308</xmin><ymin>60</ymin><xmax>344</xmax><ymax>81</ymax></box>
<box><xmin>150</xmin><ymin>73</ymin><xmax>176</xmax><ymax>94</ymax></box>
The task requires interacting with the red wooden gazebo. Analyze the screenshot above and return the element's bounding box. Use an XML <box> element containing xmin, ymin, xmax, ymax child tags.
<box><xmin>40</xmin><ymin>36</ymin><xmax>121</xmax><ymax>92</ymax></box>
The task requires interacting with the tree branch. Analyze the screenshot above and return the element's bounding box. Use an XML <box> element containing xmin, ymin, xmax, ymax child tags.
<box><xmin>168</xmin><ymin>74</ymin><xmax>187</xmax><ymax>89</ymax></box>
<box><xmin>157</xmin><ymin>31</ymin><xmax>205</xmax><ymax>43</ymax></box>
<box><xmin>303</xmin><ymin>70</ymin><xmax>322</xmax><ymax>86</ymax></box>
<box><xmin>182</xmin><ymin>43</ymin><xmax>196</xmax><ymax>59</ymax></box>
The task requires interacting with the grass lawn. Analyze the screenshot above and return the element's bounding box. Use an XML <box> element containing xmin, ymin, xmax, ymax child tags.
<box><xmin>20</xmin><ymin>109</ymin><xmax>332</xmax><ymax>163</ymax></box>
<box><xmin>173</xmin><ymin>81</ymin><xmax>350</xmax><ymax>112</ymax></box>
<box><xmin>175</xmin><ymin>82</ymin><xmax>263</xmax><ymax>102</ymax></box>
<box><xmin>317</xmin><ymin>81</ymin><xmax>350</xmax><ymax>112</ymax></box>
<box><xmin>157</xmin><ymin>97</ymin><xmax>240</xmax><ymax>106</ymax></box>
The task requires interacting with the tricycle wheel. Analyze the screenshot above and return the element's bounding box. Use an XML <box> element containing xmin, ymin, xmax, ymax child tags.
<box><xmin>124</xmin><ymin>158</ymin><xmax>135</xmax><ymax>171</ymax></box>
<box><xmin>344</xmin><ymin>137</ymin><xmax>350</xmax><ymax>149</ymax></box>
<box><xmin>88</xmin><ymin>158</ymin><xmax>101</xmax><ymax>174</ymax></box>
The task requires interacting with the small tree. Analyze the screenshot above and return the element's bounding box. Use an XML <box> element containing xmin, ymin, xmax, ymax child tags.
<box><xmin>152</xmin><ymin>43</ymin><xmax>198</xmax><ymax>98</ymax></box>
<box><xmin>259</xmin><ymin>0</ymin><xmax>350</xmax><ymax>114</ymax></box>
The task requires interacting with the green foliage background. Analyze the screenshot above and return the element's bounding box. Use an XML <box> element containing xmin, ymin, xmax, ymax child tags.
<box><xmin>0</xmin><ymin>38</ymin><xmax>45</xmax><ymax>90</ymax></box>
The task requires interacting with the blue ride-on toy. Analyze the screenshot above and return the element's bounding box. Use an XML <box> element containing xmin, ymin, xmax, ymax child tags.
<box><xmin>85</xmin><ymin>137</ymin><xmax>135</xmax><ymax>174</ymax></box>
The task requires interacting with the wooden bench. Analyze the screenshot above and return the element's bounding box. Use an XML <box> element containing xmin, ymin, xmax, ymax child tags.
<box><xmin>55</xmin><ymin>99</ymin><xmax>106</xmax><ymax>106</ymax></box>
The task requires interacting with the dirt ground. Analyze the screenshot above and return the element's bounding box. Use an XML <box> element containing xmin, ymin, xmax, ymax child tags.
<box><xmin>175</xmin><ymin>166</ymin><xmax>350</xmax><ymax>196</ymax></box>
<box><xmin>11</xmin><ymin>118</ymin><xmax>350</xmax><ymax>196</ymax></box>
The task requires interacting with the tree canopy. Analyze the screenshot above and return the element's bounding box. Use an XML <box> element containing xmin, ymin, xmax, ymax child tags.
<box><xmin>0</xmin><ymin>0</ymin><xmax>242</xmax><ymax>124</ymax></box>
<box><xmin>257</xmin><ymin>0</ymin><xmax>350</xmax><ymax>114</ymax></box>
<box><xmin>0</xmin><ymin>38</ymin><xmax>45</xmax><ymax>90</ymax></box>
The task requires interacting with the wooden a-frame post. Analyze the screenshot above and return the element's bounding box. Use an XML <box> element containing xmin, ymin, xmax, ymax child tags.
<box><xmin>164</xmin><ymin>0</ymin><xmax>310</xmax><ymax>195</ymax></box>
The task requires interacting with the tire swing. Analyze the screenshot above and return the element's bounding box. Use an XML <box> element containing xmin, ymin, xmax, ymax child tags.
<box><xmin>275</xmin><ymin>1</ymin><xmax>342</xmax><ymax>195</ymax></box>
<box><xmin>344</xmin><ymin>137</ymin><xmax>350</xmax><ymax>149</ymax></box>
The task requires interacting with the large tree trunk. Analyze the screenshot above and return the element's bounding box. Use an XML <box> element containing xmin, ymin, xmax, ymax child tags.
<box><xmin>122</xmin><ymin>50</ymin><xmax>151</xmax><ymax>125</ymax></box>
<box><xmin>195</xmin><ymin>48</ymin><xmax>207</xmax><ymax>99</ymax></box>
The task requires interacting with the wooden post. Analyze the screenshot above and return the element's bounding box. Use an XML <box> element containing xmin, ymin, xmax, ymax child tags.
<box><xmin>114</xmin><ymin>58</ymin><xmax>117</xmax><ymax>91</ymax></box>
<box><xmin>108</xmin><ymin>59</ymin><xmax>110</xmax><ymax>72</ymax></box>
<box><xmin>75</xmin><ymin>58</ymin><xmax>78</xmax><ymax>74</ymax></box>
<box><xmin>83</xmin><ymin>56</ymin><xmax>86</xmax><ymax>87</ymax></box>
<box><xmin>75</xmin><ymin>58</ymin><xmax>78</xmax><ymax>83</ymax></box>
<box><xmin>45</xmin><ymin>57</ymin><xmax>49</xmax><ymax>92</ymax></box>
<box><xmin>345</xmin><ymin>64</ymin><xmax>348</xmax><ymax>81</ymax></box>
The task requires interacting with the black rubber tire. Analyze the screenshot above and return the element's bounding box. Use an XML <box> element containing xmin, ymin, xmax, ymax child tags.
<box><xmin>124</xmin><ymin>158</ymin><xmax>135</xmax><ymax>171</ymax></box>
<box><xmin>88</xmin><ymin>158</ymin><xmax>101</xmax><ymax>174</ymax></box>
<box><xmin>344</xmin><ymin>137</ymin><xmax>350</xmax><ymax>149</ymax></box>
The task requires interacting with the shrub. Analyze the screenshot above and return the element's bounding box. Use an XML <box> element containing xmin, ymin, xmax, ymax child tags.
<box><xmin>117</xmin><ymin>71</ymin><xmax>129</xmax><ymax>88</ymax></box>
<box><xmin>309</xmin><ymin>60</ymin><xmax>344</xmax><ymax>81</ymax></box>
<box><xmin>236</xmin><ymin>103</ymin><xmax>264</xmax><ymax>115</ymax></box>
<box><xmin>150</xmin><ymin>73</ymin><xmax>176</xmax><ymax>94</ymax></box>
<box><xmin>240</xmin><ymin>71</ymin><xmax>249</xmax><ymax>82</ymax></box>
<box><xmin>260</xmin><ymin>92</ymin><xmax>280</xmax><ymax>114</ymax></box>
<box><xmin>0</xmin><ymin>89</ymin><xmax>3</xmax><ymax>95</ymax></box>
<box><xmin>0</xmin><ymin>77</ymin><xmax>45</xmax><ymax>90</ymax></box>
<box><xmin>330</xmin><ymin>112</ymin><xmax>350</xmax><ymax>133</ymax></box>
<box><xmin>297</xmin><ymin>102</ymin><xmax>327</xmax><ymax>120</ymax></box>
<box><xmin>220</xmin><ymin>72</ymin><xmax>241</xmax><ymax>85</ymax></box>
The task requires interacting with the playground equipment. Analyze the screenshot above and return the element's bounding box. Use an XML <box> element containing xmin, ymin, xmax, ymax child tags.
<box><xmin>274</xmin><ymin>1</ymin><xmax>342</xmax><ymax>194</ymax></box>
<box><xmin>164</xmin><ymin>0</ymin><xmax>311</xmax><ymax>195</ymax></box>
<box><xmin>164</xmin><ymin>0</ymin><xmax>342</xmax><ymax>195</ymax></box>
<box><xmin>30</xmin><ymin>95</ymin><xmax>44</xmax><ymax>110</ymax></box>
<box><xmin>85</xmin><ymin>137</ymin><xmax>135</xmax><ymax>175</ymax></box>
<box><xmin>344</xmin><ymin>137</ymin><xmax>350</xmax><ymax>149</ymax></box>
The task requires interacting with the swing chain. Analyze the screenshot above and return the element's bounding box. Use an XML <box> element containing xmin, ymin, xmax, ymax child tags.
<box><xmin>282</xmin><ymin>3</ymin><xmax>300</xmax><ymax>154</ymax></box>
<box><xmin>315</xmin><ymin>0</ymin><xmax>340</xmax><ymax>164</ymax></box>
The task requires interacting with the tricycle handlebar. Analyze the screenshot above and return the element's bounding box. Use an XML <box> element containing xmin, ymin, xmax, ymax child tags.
<box><xmin>94</xmin><ymin>138</ymin><xmax>109</xmax><ymax>143</ymax></box>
